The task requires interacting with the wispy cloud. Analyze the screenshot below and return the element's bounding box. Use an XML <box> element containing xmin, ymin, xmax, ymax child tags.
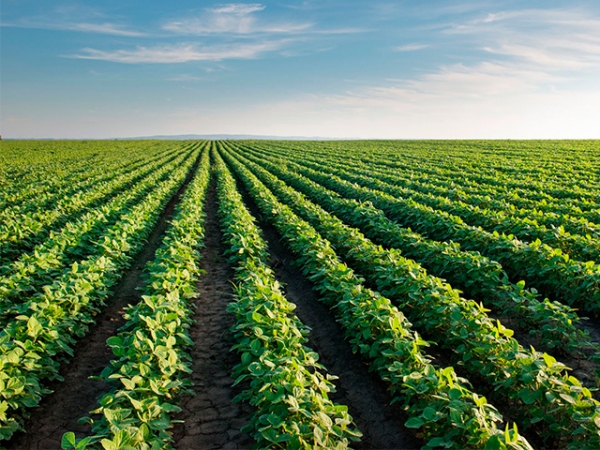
<box><xmin>164</xmin><ymin>18</ymin><xmax>311</xmax><ymax>34</ymax></box>
<box><xmin>374</xmin><ymin>8</ymin><xmax>600</xmax><ymax>101</ymax></box>
<box><xmin>352</xmin><ymin>62</ymin><xmax>560</xmax><ymax>106</ymax></box>
<box><xmin>327</xmin><ymin>6</ymin><xmax>600</xmax><ymax>131</ymax></box>
<box><xmin>66</xmin><ymin>22</ymin><xmax>145</xmax><ymax>37</ymax></box>
<box><xmin>208</xmin><ymin>4</ymin><xmax>265</xmax><ymax>15</ymax></box>
<box><xmin>167</xmin><ymin>74</ymin><xmax>205</xmax><ymax>82</ymax></box>
<box><xmin>394</xmin><ymin>43</ymin><xmax>429</xmax><ymax>52</ymax></box>
<box><xmin>445</xmin><ymin>8</ymin><xmax>600</xmax><ymax>72</ymax></box>
<box><xmin>1</xmin><ymin>20</ymin><xmax>145</xmax><ymax>36</ymax></box>
<box><xmin>62</xmin><ymin>2</ymin><xmax>364</xmax><ymax>66</ymax></box>
<box><xmin>484</xmin><ymin>41</ymin><xmax>600</xmax><ymax>71</ymax></box>
<box><xmin>163</xmin><ymin>3</ymin><xmax>311</xmax><ymax>35</ymax></box>
<box><xmin>66</xmin><ymin>41</ymin><xmax>286</xmax><ymax>63</ymax></box>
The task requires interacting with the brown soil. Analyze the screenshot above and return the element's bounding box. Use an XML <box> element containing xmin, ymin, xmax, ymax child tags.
<box><xmin>238</xmin><ymin>186</ymin><xmax>421</xmax><ymax>450</ymax></box>
<box><xmin>170</xmin><ymin>182</ymin><xmax>253</xmax><ymax>450</ymax></box>
<box><xmin>5</xmin><ymin>153</ymin><xmax>202</xmax><ymax>450</ymax></box>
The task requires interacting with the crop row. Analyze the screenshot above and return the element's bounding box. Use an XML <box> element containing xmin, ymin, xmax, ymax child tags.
<box><xmin>335</xmin><ymin>157</ymin><xmax>600</xmax><ymax>242</ymax></box>
<box><xmin>222</xmin><ymin>142</ymin><xmax>600</xmax><ymax>447</ymax></box>
<box><xmin>232</xmin><ymin>144</ymin><xmax>596</xmax><ymax>360</ymax></box>
<box><xmin>219</xmin><ymin>142</ymin><xmax>531</xmax><ymax>450</ymax></box>
<box><xmin>61</xmin><ymin>144</ymin><xmax>211</xmax><ymax>450</ymax></box>
<box><xmin>0</xmin><ymin>142</ymin><xmax>176</xmax><ymax>223</ymax></box>
<box><xmin>311</xmin><ymin>154</ymin><xmax>600</xmax><ymax>263</ymax></box>
<box><xmin>0</xmin><ymin>143</ymin><xmax>202</xmax><ymax>442</ymax></box>
<box><xmin>0</xmin><ymin>144</ymin><xmax>190</xmax><ymax>267</ymax></box>
<box><xmin>0</xmin><ymin>141</ymin><xmax>161</xmax><ymax>210</ymax></box>
<box><xmin>268</xmin><ymin>146</ymin><xmax>600</xmax><ymax>262</ymax></box>
<box><xmin>256</xmin><ymin>141</ymin><xmax>600</xmax><ymax>230</ymax></box>
<box><xmin>242</xmin><ymin>144</ymin><xmax>600</xmax><ymax>317</ymax></box>
<box><xmin>213</xmin><ymin>149</ymin><xmax>361</xmax><ymax>449</ymax></box>
<box><xmin>287</xmin><ymin>140</ymin><xmax>600</xmax><ymax>207</ymax></box>
<box><xmin>0</xmin><ymin>148</ymin><xmax>195</xmax><ymax>329</ymax></box>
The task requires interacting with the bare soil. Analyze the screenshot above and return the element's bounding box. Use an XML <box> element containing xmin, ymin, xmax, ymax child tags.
<box><xmin>170</xmin><ymin>182</ymin><xmax>253</xmax><ymax>450</ymax></box>
<box><xmin>6</xmin><ymin>154</ymin><xmax>201</xmax><ymax>450</ymax></box>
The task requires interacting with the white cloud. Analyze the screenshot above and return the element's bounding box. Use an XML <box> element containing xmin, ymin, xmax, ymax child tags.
<box><xmin>446</xmin><ymin>8</ymin><xmax>600</xmax><ymax>72</ymax></box>
<box><xmin>208</xmin><ymin>4</ymin><xmax>265</xmax><ymax>15</ymax></box>
<box><xmin>68</xmin><ymin>22</ymin><xmax>145</xmax><ymax>37</ymax></box>
<box><xmin>163</xmin><ymin>3</ymin><xmax>311</xmax><ymax>35</ymax></box>
<box><xmin>66</xmin><ymin>41</ymin><xmax>285</xmax><ymax>63</ymax></box>
<box><xmin>394</xmin><ymin>43</ymin><xmax>429</xmax><ymax>52</ymax></box>
<box><xmin>1</xmin><ymin>20</ymin><xmax>145</xmax><ymax>37</ymax></box>
<box><xmin>164</xmin><ymin>17</ymin><xmax>254</xmax><ymax>34</ymax></box>
<box><xmin>485</xmin><ymin>42</ymin><xmax>600</xmax><ymax>71</ymax></box>
<box><xmin>164</xmin><ymin>17</ymin><xmax>311</xmax><ymax>34</ymax></box>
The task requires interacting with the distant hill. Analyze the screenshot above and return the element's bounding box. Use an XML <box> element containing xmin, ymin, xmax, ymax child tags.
<box><xmin>124</xmin><ymin>134</ymin><xmax>355</xmax><ymax>140</ymax></box>
<box><xmin>3</xmin><ymin>134</ymin><xmax>359</xmax><ymax>140</ymax></box>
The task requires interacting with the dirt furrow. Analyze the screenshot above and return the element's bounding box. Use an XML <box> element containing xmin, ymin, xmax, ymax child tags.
<box><xmin>170</xmin><ymin>182</ymin><xmax>253</xmax><ymax>450</ymax></box>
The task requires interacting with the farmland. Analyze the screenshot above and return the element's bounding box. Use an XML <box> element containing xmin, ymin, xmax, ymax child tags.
<box><xmin>1</xmin><ymin>139</ymin><xmax>600</xmax><ymax>449</ymax></box>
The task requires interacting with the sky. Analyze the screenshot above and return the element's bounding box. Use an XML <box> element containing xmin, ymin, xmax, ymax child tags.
<box><xmin>2</xmin><ymin>0</ymin><xmax>600</xmax><ymax>139</ymax></box>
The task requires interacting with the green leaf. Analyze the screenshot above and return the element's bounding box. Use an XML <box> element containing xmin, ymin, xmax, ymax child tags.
<box><xmin>61</xmin><ymin>432</ymin><xmax>76</xmax><ymax>449</ymax></box>
<box><xmin>422</xmin><ymin>406</ymin><xmax>437</xmax><ymax>421</ymax></box>
<box><xmin>129</xmin><ymin>397</ymin><xmax>143</xmax><ymax>411</ymax></box>
<box><xmin>160</xmin><ymin>402</ymin><xmax>181</xmax><ymax>413</ymax></box>
<box><xmin>7</xmin><ymin>376</ymin><xmax>25</xmax><ymax>392</ymax></box>
<box><xmin>250</xmin><ymin>338</ymin><xmax>262</xmax><ymax>354</ymax></box>
<box><xmin>120</xmin><ymin>378</ymin><xmax>135</xmax><ymax>390</ymax></box>
<box><xmin>559</xmin><ymin>393</ymin><xmax>576</xmax><ymax>405</ymax></box>
<box><xmin>448</xmin><ymin>388</ymin><xmax>462</xmax><ymax>401</ymax></box>
<box><xmin>542</xmin><ymin>353</ymin><xmax>556</xmax><ymax>368</ymax></box>
<box><xmin>101</xmin><ymin>439</ymin><xmax>119</xmax><ymax>450</ymax></box>
<box><xmin>106</xmin><ymin>336</ymin><xmax>122</xmax><ymax>347</ymax></box>
<box><xmin>260</xmin><ymin>427</ymin><xmax>279</xmax><ymax>443</ymax></box>
<box><xmin>27</xmin><ymin>316</ymin><xmax>43</xmax><ymax>338</ymax></box>
<box><xmin>76</xmin><ymin>437</ymin><xmax>92</xmax><ymax>449</ymax></box>
<box><xmin>0</xmin><ymin>401</ymin><xmax>8</xmax><ymax>421</ymax></box>
<box><xmin>405</xmin><ymin>417</ymin><xmax>424</xmax><ymax>429</ymax></box>
<box><xmin>6</xmin><ymin>349</ymin><xmax>21</xmax><ymax>365</ymax></box>
<box><xmin>484</xmin><ymin>435</ymin><xmax>503</xmax><ymax>450</ymax></box>
<box><xmin>521</xmin><ymin>389</ymin><xmax>541</xmax><ymax>405</ymax></box>
<box><xmin>166</xmin><ymin>335</ymin><xmax>177</xmax><ymax>347</ymax></box>
<box><xmin>266</xmin><ymin>413</ymin><xmax>283</xmax><ymax>427</ymax></box>
<box><xmin>314</xmin><ymin>426</ymin><xmax>325</xmax><ymax>445</ymax></box>
<box><xmin>427</xmin><ymin>437</ymin><xmax>448</xmax><ymax>448</ymax></box>
<box><xmin>241</xmin><ymin>352</ymin><xmax>252</xmax><ymax>365</ymax></box>
<box><xmin>137</xmin><ymin>424</ymin><xmax>150</xmax><ymax>441</ymax></box>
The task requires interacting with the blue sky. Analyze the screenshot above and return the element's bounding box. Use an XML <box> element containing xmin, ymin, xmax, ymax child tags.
<box><xmin>2</xmin><ymin>0</ymin><xmax>600</xmax><ymax>139</ymax></box>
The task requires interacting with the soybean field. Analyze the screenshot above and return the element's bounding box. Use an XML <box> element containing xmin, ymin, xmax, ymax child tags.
<box><xmin>1</xmin><ymin>139</ymin><xmax>600</xmax><ymax>450</ymax></box>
